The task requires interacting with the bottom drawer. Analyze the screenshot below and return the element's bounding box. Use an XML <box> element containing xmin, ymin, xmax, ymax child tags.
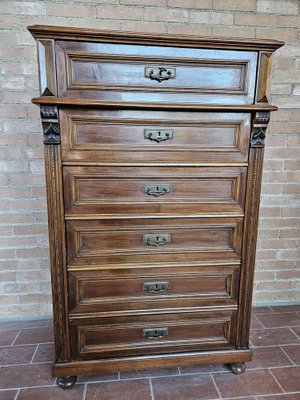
<box><xmin>70</xmin><ymin>310</ymin><xmax>237</xmax><ymax>360</ymax></box>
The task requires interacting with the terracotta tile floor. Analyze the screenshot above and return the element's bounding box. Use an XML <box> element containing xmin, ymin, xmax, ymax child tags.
<box><xmin>0</xmin><ymin>306</ymin><xmax>300</xmax><ymax>400</ymax></box>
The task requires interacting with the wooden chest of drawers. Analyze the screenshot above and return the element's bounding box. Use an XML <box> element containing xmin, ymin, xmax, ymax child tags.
<box><xmin>28</xmin><ymin>25</ymin><xmax>283</xmax><ymax>388</ymax></box>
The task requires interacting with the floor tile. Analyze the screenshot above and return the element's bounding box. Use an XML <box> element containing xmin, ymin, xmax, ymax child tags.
<box><xmin>179</xmin><ymin>363</ymin><xmax>229</xmax><ymax>374</ymax></box>
<box><xmin>271</xmin><ymin>366</ymin><xmax>300</xmax><ymax>392</ymax></box>
<box><xmin>250</xmin><ymin>315</ymin><xmax>264</xmax><ymax>330</ymax></box>
<box><xmin>152</xmin><ymin>374</ymin><xmax>219</xmax><ymax>400</ymax></box>
<box><xmin>269</xmin><ymin>305</ymin><xmax>300</xmax><ymax>313</ymax></box>
<box><xmin>77</xmin><ymin>372</ymin><xmax>118</xmax><ymax>383</ymax></box>
<box><xmin>256</xmin><ymin>312</ymin><xmax>300</xmax><ymax>328</ymax></box>
<box><xmin>291</xmin><ymin>327</ymin><xmax>300</xmax><ymax>338</ymax></box>
<box><xmin>250</xmin><ymin>328</ymin><xmax>300</xmax><ymax>347</ymax></box>
<box><xmin>14</xmin><ymin>327</ymin><xmax>54</xmax><ymax>345</ymax></box>
<box><xmin>86</xmin><ymin>379</ymin><xmax>152</xmax><ymax>400</ymax></box>
<box><xmin>258</xmin><ymin>394</ymin><xmax>300</xmax><ymax>399</ymax></box>
<box><xmin>247</xmin><ymin>346</ymin><xmax>293</xmax><ymax>369</ymax></box>
<box><xmin>0</xmin><ymin>320</ymin><xmax>47</xmax><ymax>331</ymax></box>
<box><xmin>0</xmin><ymin>330</ymin><xmax>19</xmax><ymax>346</ymax></box>
<box><xmin>0</xmin><ymin>345</ymin><xmax>36</xmax><ymax>366</ymax></box>
<box><xmin>252</xmin><ymin>306</ymin><xmax>273</xmax><ymax>314</ymax></box>
<box><xmin>120</xmin><ymin>367</ymin><xmax>178</xmax><ymax>380</ymax></box>
<box><xmin>213</xmin><ymin>370</ymin><xmax>282</xmax><ymax>398</ymax></box>
<box><xmin>0</xmin><ymin>363</ymin><xmax>55</xmax><ymax>389</ymax></box>
<box><xmin>0</xmin><ymin>390</ymin><xmax>18</xmax><ymax>400</ymax></box>
<box><xmin>281</xmin><ymin>344</ymin><xmax>300</xmax><ymax>364</ymax></box>
<box><xmin>17</xmin><ymin>385</ymin><xmax>85</xmax><ymax>400</ymax></box>
<box><xmin>32</xmin><ymin>343</ymin><xmax>54</xmax><ymax>363</ymax></box>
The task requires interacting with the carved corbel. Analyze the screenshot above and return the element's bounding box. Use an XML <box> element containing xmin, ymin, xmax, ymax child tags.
<box><xmin>40</xmin><ymin>105</ymin><xmax>60</xmax><ymax>144</ymax></box>
<box><xmin>250</xmin><ymin>111</ymin><xmax>270</xmax><ymax>147</ymax></box>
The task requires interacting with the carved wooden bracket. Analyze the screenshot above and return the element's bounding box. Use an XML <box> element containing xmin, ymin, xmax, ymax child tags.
<box><xmin>250</xmin><ymin>111</ymin><xmax>270</xmax><ymax>147</ymax></box>
<box><xmin>40</xmin><ymin>105</ymin><xmax>60</xmax><ymax>144</ymax></box>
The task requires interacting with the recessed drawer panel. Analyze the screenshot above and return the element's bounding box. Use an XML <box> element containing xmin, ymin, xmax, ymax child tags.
<box><xmin>60</xmin><ymin>109</ymin><xmax>251</xmax><ymax>163</ymax></box>
<box><xmin>70</xmin><ymin>310</ymin><xmax>237</xmax><ymax>360</ymax></box>
<box><xmin>56</xmin><ymin>41</ymin><xmax>257</xmax><ymax>104</ymax></box>
<box><xmin>66</xmin><ymin>217</ymin><xmax>243</xmax><ymax>267</ymax></box>
<box><xmin>68</xmin><ymin>265</ymin><xmax>239</xmax><ymax>315</ymax></box>
<box><xmin>63</xmin><ymin>166</ymin><xmax>247</xmax><ymax>217</ymax></box>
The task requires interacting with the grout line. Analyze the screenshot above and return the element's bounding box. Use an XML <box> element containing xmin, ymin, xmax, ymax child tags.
<box><xmin>268</xmin><ymin>368</ymin><xmax>286</xmax><ymax>393</ymax></box>
<box><xmin>13</xmin><ymin>388</ymin><xmax>20</xmax><ymax>400</ymax></box>
<box><xmin>279</xmin><ymin>345</ymin><xmax>296</xmax><ymax>366</ymax></box>
<box><xmin>0</xmin><ymin>361</ymin><xmax>52</xmax><ymax>368</ymax></box>
<box><xmin>149</xmin><ymin>378</ymin><xmax>155</xmax><ymax>400</ymax></box>
<box><xmin>209</xmin><ymin>372</ymin><xmax>222</xmax><ymax>399</ymax></box>
<box><xmin>0</xmin><ymin>343</ymin><xmax>41</xmax><ymax>349</ymax></box>
<box><xmin>82</xmin><ymin>383</ymin><xmax>87</xmax><ymax>400</ymax></box>
<box><xmin>289</xmin><ymin>327</ymin><xmax>300</xmax><ymax>340</ymax></box>
<box><xmin>29</xmin><ymin>344</ymin><xmax>39</xmax><ymax>364</ymax></box>
<box><xmin>11</xmin><ymin>330</ymin><xmax>21</xmax><ymax>346</ymax></box>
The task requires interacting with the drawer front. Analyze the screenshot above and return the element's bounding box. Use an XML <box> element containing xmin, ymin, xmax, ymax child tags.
<box><xmin>56</xmin><ymin>41</ymin><xmax>257</xmax><ymax>104</ymax></box>
<box><xmin>64</xmin><ymin>166</ymin><xmax>247</xmax><ymax>217</ymax></box>
<box><xmin>61</xmin><ymin>109</ymin><xmax>251</xmax><ymax>163</ymax></box>
<box><xmin>68</xmin><ymin>265</ymin><xmax>240</xmax><ymax>315</ymax></box>
<box><xmin>70</xmin><ymin>310</ymin><xmax>237</xmax><ymax>359</ymax></box>
<box><xmin>66</xmin><ymin>217</ymin><xmax>243</xmax><ymax>266</ymax></box>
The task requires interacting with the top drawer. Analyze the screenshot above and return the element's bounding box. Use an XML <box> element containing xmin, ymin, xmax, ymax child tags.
<box><xmin>55</xmin><ymin>41</ymin><xmax>258</xmax><ymax>105</ymax></box>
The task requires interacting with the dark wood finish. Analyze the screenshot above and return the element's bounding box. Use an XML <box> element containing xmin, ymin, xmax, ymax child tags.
<box><xmin>55</xmin><ymin>40</ymin><xmax>257</xmax><ymax>104</ymax></box>
<box><xmin>66</xmin><ymin>217</ymin><xmax>243</xmax><ymax>266</ymax></box>
<box><xmin>68</xmin><ymin>265</ymin><xmax>240</xmax><ymax>315</ymax></box>
<box><xmin>32</xmin><ymin>97</ymin><xmax>279</xmax><ymax>111</ymax></box>
<box><xmin>28</xmin><ymin>25</ymin><xmax>284</xmax><ymax>52</ymax></box>
<box><xmin>44</xmin><ymin>144</ymin><xmax>70</xmax><ymax>363</ymax></box>
<box><xmin>60</xmin><ymin>109</ymin><xmax>251</xmax><ymax>164</ymax></box>
<box><xmin>63</xmin><ymin>166</ymin><xmax>247</xmax><ymax>217</ymax></box>
<box><xmin>70</xmin><ymin>310</ymin><xmax>237</xmax><ymax>359</ymax></box>
<box><xmin>37</xmin><ymin>39</ymin><xmax>57</xmax><ymax>97</ymax></box>
<box><xmin>29</xmin><ymin>25</ymin><xmax>282</xmax><ymax>382</ymax></box>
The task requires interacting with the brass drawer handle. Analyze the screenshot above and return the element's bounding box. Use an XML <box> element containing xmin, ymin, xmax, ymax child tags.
<box><xmin>144</xmin><ymin>184</ymin><xmax>170</xmax><ymax>197</ymax></box>
<box><xmin>143</xmin><ymin>327</ymin><xmax>169</xmax><ymax>340</ymax></box>
<box><xmin>143</xmin><ymin>234</ymin><xmax>171</xmax><ymax>247</ymax></box>
<box><xmin>144</xmin><ymin>129</ymin><xmax>173</xmax><ymax>143</ymax></box>
<box><xmin>145</xmin><ymin>67</ymin><xmax>176</xmax><ymax>82</ymax></box>
<box><xmin>143</xmin><ymin>281</ymin><xmax>170</xmax><ymax>293</ymax></box>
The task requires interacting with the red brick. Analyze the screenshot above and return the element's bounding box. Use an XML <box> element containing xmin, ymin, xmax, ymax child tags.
<box><xmin>257</xmin><ymin>0</ymin><xmax>299</xmax><ymax>15</ymax></box>
<box><xmin>213</xmin><ymin>0</ymin><xmax>255</xmax><ymax>11</ymax></box>
<box><xmin>47</xmin><ymin>4</ymin><xmax>95</xmax><ymax>18</ymax></box>
<box><xmin>97</xmin><ymin>5</ymin><xmax>143</xmax><ymax>20</ymax></box>
<box><xmin>168</xmin><ymin>0</ymin><xmax>212</xmax><ymax>8</ymax></box>
<box><xmin>144</xmin><ymin>7</ymin><xmax>188</xmax><ymax>22</ymax></box>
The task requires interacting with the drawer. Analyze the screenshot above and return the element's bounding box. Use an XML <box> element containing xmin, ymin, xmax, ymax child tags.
<box><xmin>64</xmin><ymin>166</ymin><xmax>247</xmax><ymax>217</ymax></box>
<box><xmin>60</xmin><ymin>109</ymin><xmax>251</xmax><ymax>164</ymax></box>
<box><xmin>70</xmin><ymin>310</ymin><xmax>237</xmax><ymax>360</ymax></box>
<box><xmin>68</xmin><ymin>265</ymin><xmax>240</xmax><ymax>315</ymax></box>
<box><xmin>66</xmin><ymin>217</ymin><xmax>243</xmax><ymax>267</ymax></box>
<box><xmin>56</xmin><ymin>41</ymin><xmax>257</xmax><ymax>104</ymax></box>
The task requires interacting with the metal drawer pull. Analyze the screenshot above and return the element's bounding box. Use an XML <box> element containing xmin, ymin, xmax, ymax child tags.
<box><xmin>143</xmin><ymin>281</ymin><xmax>170</xmax><ymax>293</ymax></box>
<box><xmin>143</xmin><ymin>327</ymin><xmax>169</xmax><ymax>340</ymax></box>
<box><xmin>144</xmin><ymin>184</ymin><xmax>170</xmax><ymax>197</ymax></box>
<box><xmin>144</xmin><ymin>129</ymin><xmax>173</xmax><ymax>143</ymax></box>
<box><xmin>145</xmin><ymin>67</ymin><xmax>176</xmax><ymax>82</ymax></box>
<box><xmin>143</xmin><ymin>234</ymin><xmax>171</xmax><ymax>247</ymax></box>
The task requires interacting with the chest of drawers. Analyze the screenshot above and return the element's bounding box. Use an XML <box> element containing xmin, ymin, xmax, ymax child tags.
<box><xmin>28</xmin><ymin>25</ymin><xmax>283</xmax><ymax>388</ymax></box>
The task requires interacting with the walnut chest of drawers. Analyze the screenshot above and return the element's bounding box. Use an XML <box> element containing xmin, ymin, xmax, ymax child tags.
<box><xmin>28</xmin><ymin>25</ymin><xmax>283</xmax><ymax>388</ymax></box>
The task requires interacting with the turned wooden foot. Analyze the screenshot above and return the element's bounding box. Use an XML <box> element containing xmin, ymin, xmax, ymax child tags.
<box><xmin>230</xmin><ymin>362</ymin><xmax>246</xmax><ymax>375</ymax></box>
<box><xmin>57</xmin><ymin>376</ymin><xmax>77</xmax><ymax>389</ymax></box>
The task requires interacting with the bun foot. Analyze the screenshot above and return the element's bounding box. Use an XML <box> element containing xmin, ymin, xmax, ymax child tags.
<box><xmin>230</xmin><ymin>362</ymin><xmax>246</xmax><ymax>375</ymax></box>
<box><xmin>57</xmin><ymin>376</ymin><xmax>77</xmax><ymax>389</ymax></box>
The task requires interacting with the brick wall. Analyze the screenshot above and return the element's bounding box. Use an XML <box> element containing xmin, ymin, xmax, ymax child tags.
<box><xmin>0</xmin><ymin>0</ymin><xmax>299</xmax><ymax>319</ymax></box>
